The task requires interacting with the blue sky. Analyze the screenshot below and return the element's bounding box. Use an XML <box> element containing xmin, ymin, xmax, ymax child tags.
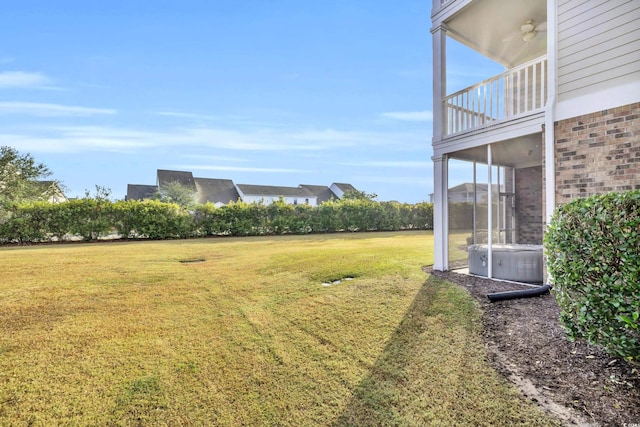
<box><xmin>1</xmin><ymin>1</ymin><xmax>502</xmax><ymax>203</ymax></box>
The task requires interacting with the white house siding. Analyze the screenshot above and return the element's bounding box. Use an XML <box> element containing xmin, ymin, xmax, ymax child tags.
<box><xmin>557</xmin><ymin>0</ymin><xmax>640</xmax><ymax>120</ymax></box>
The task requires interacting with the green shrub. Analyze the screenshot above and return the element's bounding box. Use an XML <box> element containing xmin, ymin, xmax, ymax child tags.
<box><xmin>407</xmin><ymin>202</ymin><xmax>434</xmax><ymax>230</ymax></box>
<box><xmin>545</xmin><ymin>190</ymin><xmax>640</xmax><ymax>359</ymax></box>
<box><xmin>45</xmin><ymin>202</ymin><xmax>74</xmax><ymax>241</ymax></box>
<box><xmin>0</xmin><ymin>197</ymin><xmax>434</xmax><ymax>243</ymax></box>
<box><xmin>192</xmin><ymin>203</ymin><xmax>225</xmax><ymax>236</ymax></box>
<box><xmin>0</xmin><ymin>202</ymin><xmax>49</xmax><ymax>243</ymax></box>
<box><xmin>64</xmin><ymin>198</ymin><xmax>114</xmax><ymax>241</ymax></box>
<box><xmin>117</xmin><ymin>200</ymin><xmax>194</xmax><ymax>239</ymax></box>
<box><xmin>266</xmin><ymin>200</ymin><xmax>303</xmax><ymax>234</ymax></box>
<box><xmin>215</xmin><ymin>201</ymin><xmax>261</xmax><ymax>236</ymax></box>
<box><xmin>314</xmin><ymin>200</ymin><xmax>342</xmax><ymax>232</ymax></box>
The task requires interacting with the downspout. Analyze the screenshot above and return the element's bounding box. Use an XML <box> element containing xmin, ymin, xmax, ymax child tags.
<box><xmin>545</xmin><ymin>0</ymin><xmax>558</xmax><ymax>225</ymax></box>
<box><xmin>543</xmin><ymin>0</ymin><xmax>558</xmax><ymax>286</ymax></box>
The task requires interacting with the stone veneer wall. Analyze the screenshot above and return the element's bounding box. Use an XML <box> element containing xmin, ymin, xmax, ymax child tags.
<box><xmin>554</xmin><ymin>102</ymin><xmax>640</xmax><ymax>204</ymax></box>
<box><xmin>515</xmin><ymin>166</ymin><xmax>543</xmax><ymax>244</ymax></box>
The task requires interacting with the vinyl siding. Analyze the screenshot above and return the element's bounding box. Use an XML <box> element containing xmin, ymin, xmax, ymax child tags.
<box><xmin>557</xmin><ymin>0</ymin><xmax>640</xmax><ymax>101</ymax></box>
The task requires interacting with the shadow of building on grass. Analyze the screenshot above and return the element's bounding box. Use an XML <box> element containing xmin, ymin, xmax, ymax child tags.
<box><xmin>331</xmin><ymin>275</ymin><xmax>483</xmax><ymax>426</ymax></box>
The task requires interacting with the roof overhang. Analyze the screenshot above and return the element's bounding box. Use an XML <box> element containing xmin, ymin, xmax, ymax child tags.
<box><xmin>445</xmin><ymin>0</ymin><xmax>547</xmax><ymax>68</ymax></box>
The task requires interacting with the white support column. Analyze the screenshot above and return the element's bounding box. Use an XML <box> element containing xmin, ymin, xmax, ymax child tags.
<box><xmin>487</xmin><ymin>144</ymin><xmax>493</xmax><ymax>279</ymax></box>
<box><xmin>431</xmin><ymin>21</ymin><xmax>448</xmax><ymax>271</ymax></box>
<box><xmin>432</xmin><ymin>155</ymin><xmax>448</xmax><ymax>271</ymax></box>
<box><xmin>472</xmin><ymin>160</ymin><xmax>477</xmax><ymax>244</ymax></box>
<box><xmin>431</xmin><ymin>24</ymin><xmax>447</xmax><ymax>141</ymax></box>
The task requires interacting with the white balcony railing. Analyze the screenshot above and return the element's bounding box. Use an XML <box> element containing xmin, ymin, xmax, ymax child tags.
<box><xmin>432</xmin><ymin>0</ymin><xmax>455</xmax><ymax>11</ymax></box>
<box><xmin>443</xmin><ymin>55</ymin><xmax>547</xmax><ymax>136</ymax></box>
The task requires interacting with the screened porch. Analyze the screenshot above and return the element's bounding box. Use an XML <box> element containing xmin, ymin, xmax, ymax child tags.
<box><xmin>446</xmin><ymin>136</ymin><xmax>544</xmax><ymax>283</ymax></box>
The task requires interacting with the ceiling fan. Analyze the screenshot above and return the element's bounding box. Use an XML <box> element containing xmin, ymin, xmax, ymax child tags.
<box><xmin>520</xmin><ymin>19</ymin><xmax>547</xmax><ymax>42</ymax></box>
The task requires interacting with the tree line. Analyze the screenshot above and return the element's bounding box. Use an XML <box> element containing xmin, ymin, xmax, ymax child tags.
<box><xmin>0</xmin><ymin>146</ymin><xmax>433</xmax><ymax>243</ymax></box>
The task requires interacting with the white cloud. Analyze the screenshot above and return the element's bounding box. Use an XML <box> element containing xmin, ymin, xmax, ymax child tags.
<box><xmin>0</xmin><ymin>131</ymin><xmax>150</xmax><ymax>153</ymax></box>
<box><xmin>339</xmin><ymin>160</ymin><xmax>432</xmax><ymax>168</ymax></box>
<box><xmin>0</xmin><ymin>102</ymin><xmax>116</xmax><ymax>116</ymax></box>
<box><xmin>155</xmin><ymin>111</ymin><xmax>221</xmax><ymax>121</ymax></box>
<box><xmin>2</xmin><ymin>122</ymin><xmax>426</xmax><ymax>155</ymax></box>
<box><xmin>382</xmin><ymin>110</ymin><xmax>433</xmax><ymax>122</ymax></box>
<box><xmin>181</xmin><ymin>154</ymin><xmax>249</xmax><ymax>163</ymax></box>
<box><xmin>174</xmin><ymin>165</ymin><xmax>309</xmax><ymax>174</ymax></box>
<box><xmin>0</xmin><ymin>71</ymin><xmax>53</xmax><ymax>89</ymax></box>
<box><xmin>178</xmin><ymin>127</ymin><xmax>406</xmax><ymax>151</ymax></box>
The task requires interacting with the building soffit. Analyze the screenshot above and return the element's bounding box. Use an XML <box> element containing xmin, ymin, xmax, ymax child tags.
<box><xmin>447</xmin><ymin>133</ymin><xmax>543</xmax><ymax>169</ymax></box>
<box><xmin>443</xmin><ymin>0</ymin><xmax>547</xmax><ymax>68</ymax></box>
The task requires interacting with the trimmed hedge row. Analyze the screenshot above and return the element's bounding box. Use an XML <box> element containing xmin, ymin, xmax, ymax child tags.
<box><xmin>545</xmin><ymin>190</ymin><xmax>640</xmax><ymax>360</ymax></box>
<box><xmin>0</xmin><ymin>198</ymin><xmax>433</xmax><ymax>243</ymax></box>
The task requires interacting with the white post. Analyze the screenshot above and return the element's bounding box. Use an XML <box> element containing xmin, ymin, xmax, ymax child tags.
<box><xmin>431</xmin><ymin>22</ymin><xmax>448</xmax><ymax>271</ymax></box>
<box><xmin>512</xmin><ymin>167</ymin><xmax>516</xmax><ymax>244</ymax></box>
<box><xmin>497</xmin><ymin>166</ymin><xmax>501</xmax><ymax>244</ymax></box>
<box><xmin>487</xmin><ymin>144</ymin><xmax>493</xmax><ymax>279</ymax></box>
<box><xmin>431</xmin><ymin>24</ymin><xmax>447</xmax><ymax>141</ymax></box>
<box><xmin>432</xmin><ymin>155</ymin><xmax>448</xmax><ymax>271</ymax></box>
<box><xmin>473</xmin><ymin>160</ymin><xmax>477</xmax><ymax>244</ymax></box>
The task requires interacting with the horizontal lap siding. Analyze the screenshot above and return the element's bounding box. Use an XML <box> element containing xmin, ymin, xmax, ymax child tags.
<box><xmin>558</xmin><ymin>0</ymin><xmax>640</xmax><ymax>101</ymax></box>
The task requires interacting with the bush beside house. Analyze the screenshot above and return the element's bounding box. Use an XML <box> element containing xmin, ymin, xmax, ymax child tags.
<box><xmin>545</xmin><ymin>190</ymin><xmax>640</xmax><ymax>360</ymax></box>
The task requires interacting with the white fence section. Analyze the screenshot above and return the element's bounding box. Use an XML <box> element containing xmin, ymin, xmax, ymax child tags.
<box><xmin>443</xmin><ymin>56</ymin><xmax>547</xmax><ymax>136</ymax></box>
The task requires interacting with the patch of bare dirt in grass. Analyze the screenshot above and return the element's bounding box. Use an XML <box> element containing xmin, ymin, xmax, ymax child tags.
<box><xmin>426</xmin><ymin>266</ymin><xmax>640</xmax><ymax>427</ymax></box>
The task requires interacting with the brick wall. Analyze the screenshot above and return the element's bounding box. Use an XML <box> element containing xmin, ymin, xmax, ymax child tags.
<box><xmin>554</xmin><ymin>102</ymin><xmax>640</xmax><ymax>204</ymax></box>
<box><xmin>515</xmin><ymin>166</ymin><xmax>543</xmax><ymax>244</ymax></box>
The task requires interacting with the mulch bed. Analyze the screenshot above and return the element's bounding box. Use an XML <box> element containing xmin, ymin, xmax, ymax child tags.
<box><xmin>426</xmin><ymin>267</ymin><xmax>640</xmax><ymax>427</ymax></box>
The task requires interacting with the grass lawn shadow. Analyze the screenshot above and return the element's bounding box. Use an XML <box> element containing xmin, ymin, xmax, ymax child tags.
<box><xmin>331</xmin><ymin>275</ymin><xmax>561</xmax><ymax>427</ymax></box>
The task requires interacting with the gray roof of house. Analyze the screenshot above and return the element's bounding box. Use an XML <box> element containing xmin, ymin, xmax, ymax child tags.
<box><xmin>299</xmin><ymin>185</ymin><xmax>337</xmax><ymax>203</ymax></box>
<box><xmin>236</xmin><ymin>184</ymin><xmax>316</xmax><ymax>198</ymax></box>
<box><xmin>332</xmin><ymin>183</ymin><xmax>357</xmax><ymax>193</ymax></box>
<box><xmin>194</xmin><ymin>178</ymin><xmax>240</xmax><ymax>204</ymax></box>
<box><xmin>127</xmin><ymin>184</ymin><xmax>158</xmax><ymax>201</ymax></box>
<box><xmin>157</xmin><ymin>169</ymin><xmax>196</xmax><ymax>190</ymax></box>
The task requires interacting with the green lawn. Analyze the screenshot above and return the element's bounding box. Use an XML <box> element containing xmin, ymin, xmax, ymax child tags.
<box><xmin>0</xmin><ymin>232</ymin><xmax>559</xmax><ymax>426</ymax></box>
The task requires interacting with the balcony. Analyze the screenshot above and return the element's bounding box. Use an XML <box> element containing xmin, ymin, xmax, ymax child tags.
<box><xmin>432</xmin><ymin>0</ymin><xmax>457</xmax><ymax>14</ymax></box>
<box><xmin>443</xmin><ymin>55</ymin><xmax>547</xmax><ymax>137</ymax></box>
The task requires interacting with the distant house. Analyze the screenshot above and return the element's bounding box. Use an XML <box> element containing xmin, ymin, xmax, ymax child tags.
<box><xmin>236</xmin><ymin>184</ymin><xmax>318</xmax><ymax>206</ymax></box>
<box><xmin>37</xmin><ymin>181</ymin><xmax>67</xmax><ymax>203</ymax></box>
<box><xmin>125</xmin><ymin>169</ymin><xmax>360</xmax><ymax>207</ymax></box>
<box><xmin>429</xmin><ymin>183</ymin><xmax>495</xmax><ymax>203</ymax></box>
<box><xmin>126</xmin><ymin>184</ymin><xmax>157</xmax><ymax>201</ymax></box>
<box><xmin>299</xmin><ymin>184</ymin><xmax>338</xmax><ymax>204</ymax></box>
<box><xmin>194</xmin><ymin>178</ymin><xmax>240</xmax><ymax>207</ymax></box>
<box><xmin>447</xmin><ymin>183</ymin><xmax>490</xmax><ymax>203</ymax></box>
<box><xmin>329</xmin><ymin>183</ymin><xmax>357</xmax><ymax>199</ymax></box>
<box><xmin>157</xmin><ymin>169</ymin><xmax>196</xmax><ymax>191</ymax></box>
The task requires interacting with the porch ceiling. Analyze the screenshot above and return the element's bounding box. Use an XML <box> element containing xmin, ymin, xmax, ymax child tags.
<box><xmin>449</xmin><ymin>134</ymin><xmax>543</xmax><ymax>168</ymax></box>
<box><xmin>445</xmin><ymin>0</ymin><xmax>547</xmax><ymax>68</ymax></box>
